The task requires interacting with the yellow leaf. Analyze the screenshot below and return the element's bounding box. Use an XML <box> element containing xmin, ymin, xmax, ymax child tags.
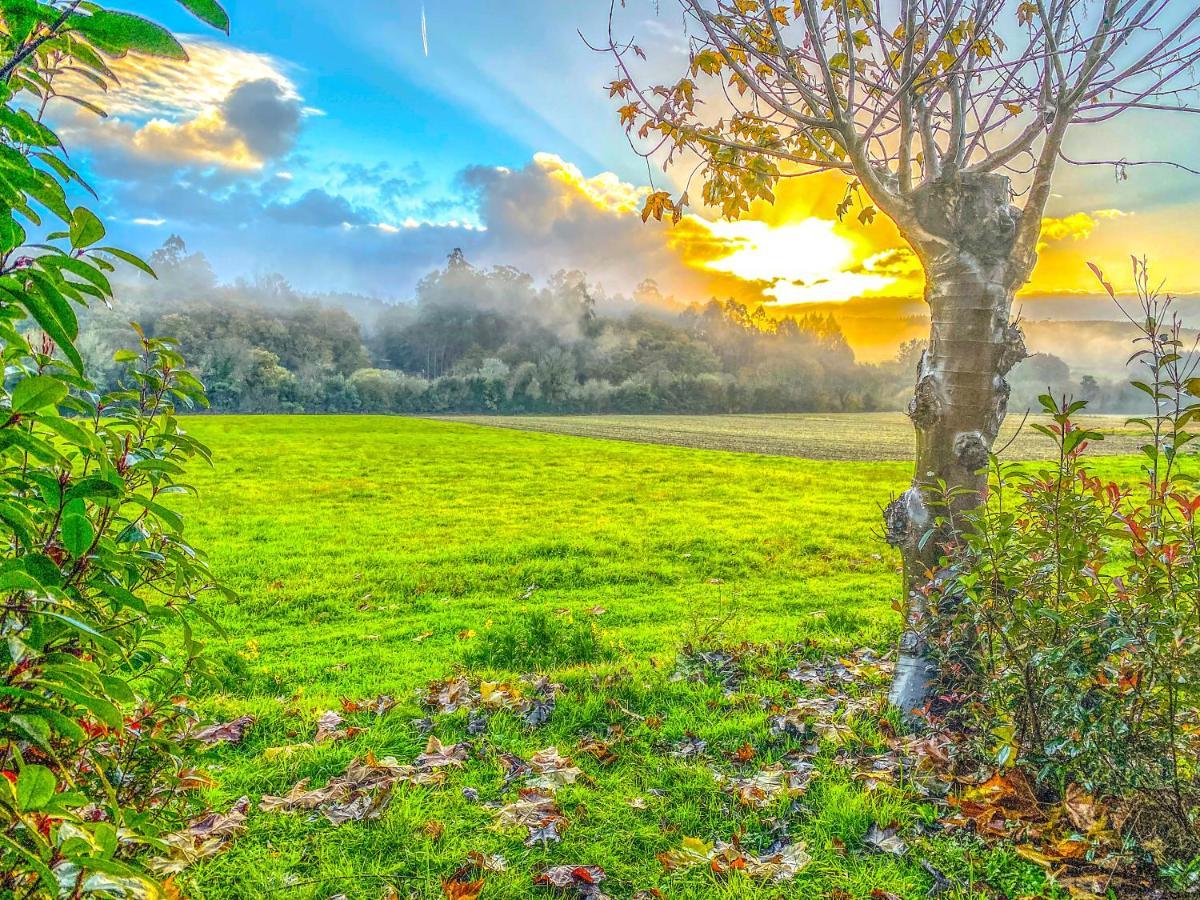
<box><xmin>692</xmin><ymin>49</ymin><xmax>723</xmax><ymax>76</ymax></box>
<box><xmin>640</xmin><ymin>191</ymin><xmax>674</xmax><ymax>223</ymax></box>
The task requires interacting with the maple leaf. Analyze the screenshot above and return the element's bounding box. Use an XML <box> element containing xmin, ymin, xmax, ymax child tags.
<box><xmin>641</xmin><ymin>191</ymin><xmax>674</xmax><ymax>223</ymax></box>
<box><xmin>150</xmin><ymin>797</ymin><xmax>250</xmax><ymax>874</ymax></box>
<box><xmin>314</xmin><ymin>709</ymin><xmax>352</xmax><ymax>743</ymax></box>
<box><xmin>322</xmin><ymin>786</ymin><xmax>392</xmax><ymax>826</ymax></box>
<box><xmin>533</xmin><ymin>865</ymin><xmax>608</xmax><ymax>898</ymax></box>
<box><xmin>606</xmin><ymin>79</ymin><xmax>631</xmax><ymax>99</ymax></box>
<box><xmin>339</xmin><ymin>694</ymin><xmax>397</xmax><ymax>717</ymax></box>
<box><xmin>864</xmin><ymin>821</ymin><xmax>908</xmax><ymax>856</ymax></box>
<box><xmin>527</xmin><ymin>746</ymin><xmax>583</xmax><ymax>790</ymax></box>
<box><xmin>190</xmin><ymin>715</ymin><xmax>255</xmax><ymax>745</ymax></box>
<box><xmin>691</xmin><ymin>49</ymin><xmax>723</xmax><ymax>77</ymax></box>
<box><xmin>442</xmin><ymin>879</ymin><xmax>484</xmax><ymax>900</ymax></box>
<box><xmin>657</xmin><ymin>835</ymin><xmax>714</xmax><ymax>870</ymax></box>
<box><xmin>416</xmin><ymin>736</ymin><xmax>469</xmax><ymax>769</ymax></box>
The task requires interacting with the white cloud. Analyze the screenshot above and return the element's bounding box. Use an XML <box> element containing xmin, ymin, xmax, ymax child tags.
<box><xmin>62</xmin><ymin>38</ymin><xmax>297</xmax><ymax>119</ymax></box>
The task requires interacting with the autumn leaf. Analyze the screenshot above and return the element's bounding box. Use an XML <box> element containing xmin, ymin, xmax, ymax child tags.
<box><xmin>691</xmin><ymin>49</ymin><xmax>723</xmax><ymax>77</ymax></box>
<box><xmin>442</xmin><ymin>879</ymin><xmax>484</xmax><ymax>900</ymax></box>
<box><xmin>415</xmin><ymin>736</ymin><xmax>469</xmax><ymax>769</ymax></box>
<box><xmin>191</xmin><ymin>715</ymin><xmax>254</xmax><ymax>745</ymax></box>
<box><xmin>657</xmin><ymin>836</ymin><xmax>713</xmax><ymax>871</ymax></box>
<box><xmin>641</xmin><ymin>191</ymin><xmax>675</xmax><ymax>223</ymax></box>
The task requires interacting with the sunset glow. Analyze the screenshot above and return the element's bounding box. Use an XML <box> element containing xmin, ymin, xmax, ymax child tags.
<box><xmin>699</xmin><ymin>218</ymin><xmax>896</xmax><ymax>304</ymax></box>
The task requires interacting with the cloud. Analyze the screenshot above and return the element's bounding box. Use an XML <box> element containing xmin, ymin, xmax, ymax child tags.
<box><xmin>218</xmin><ymin>78</ymin><xmax>304</xmax><ymax>161</ymax></box>
<box><xmin>456</xmin><ymin>153</ymin><xmax>893</xmax><ymax>305</ymax></box>
<box><xmin>266</xmin><ymin>189</ymin><xmax>371</xmax><ymax>227</ymax></box>
<box><xmin>61</xmin><ymin>38</ymin><xmax>299</xmax><ymax>119</ymax></box>
<box><xmin>68</xmin><ymin>78</ymin><xmax>303</xmax><ymax>171</ymax></box>
<box><xmin>1040</xmin><ymin>212</ymin><xmax>1101</xmax><ymax>244</ymax></box>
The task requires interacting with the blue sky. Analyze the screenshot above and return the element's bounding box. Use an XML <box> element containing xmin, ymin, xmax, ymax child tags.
<box><xmin>54</xmin><ymin>1</ymin><xmax>1200</xmax><ymax>305</ymax></box>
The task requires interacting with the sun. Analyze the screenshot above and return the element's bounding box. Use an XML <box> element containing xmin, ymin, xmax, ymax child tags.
<box><xmin>699</xmin><ymin>217</ymin><xmax>895</xmax><ymax>304</ymax></box>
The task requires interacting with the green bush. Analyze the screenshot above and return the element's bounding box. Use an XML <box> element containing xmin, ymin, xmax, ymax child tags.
<box><xmin>0</xmin><ymin>2</ymin><xmax>231</xmax><ymax>895</ymax></box>
<box><xmin>931</xmin><ymin>260</ymin><xmax>1200</xmax><ymax>856</ymax></box>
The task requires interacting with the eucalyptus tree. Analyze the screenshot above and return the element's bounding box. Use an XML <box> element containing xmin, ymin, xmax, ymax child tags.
<box><xmin>599</xmin><ymin>0</ymin><xmax>1200</xmax><ymax>720</ymax></box>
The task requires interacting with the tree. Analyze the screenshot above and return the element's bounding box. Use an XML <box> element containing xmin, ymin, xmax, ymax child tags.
<box><xmin>600</xmin><ymin>0</ymin><xmax>1200</xmax><ymax>721</ymax></box>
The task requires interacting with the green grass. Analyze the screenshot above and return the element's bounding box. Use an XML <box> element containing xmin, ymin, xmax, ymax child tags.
<box><xmin>171</xmin><ymin>416</ymin><xmax>1147</xmax><ymax>898</ymax></box>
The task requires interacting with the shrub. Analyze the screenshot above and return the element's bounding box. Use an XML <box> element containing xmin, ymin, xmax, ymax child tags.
<box><xmin>930</xmin><ymin>260</ymin><xmax>1200</xmax><ymax>854</ymax></box>
<box><xmin>1</xmin><ymin>330</ymin><xmax>228</xmax><ymax>895</ymax></box>
<box><xmin>0</xmin><ymin>2</ymin><xmax>231</xmax><ymax>894</ymax></box>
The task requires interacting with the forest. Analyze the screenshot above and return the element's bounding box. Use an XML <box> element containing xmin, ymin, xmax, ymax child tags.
<box><xmin>85</xmin><ymin>236</ymin><xmax>1138</xmax><ymax>417</ymax></box>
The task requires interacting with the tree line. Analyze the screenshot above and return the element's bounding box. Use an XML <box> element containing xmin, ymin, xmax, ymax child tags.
<box><xmin>79</xmin><ymin>237</ymin><xmax>1136</xmax><ymax>417</ymax></box>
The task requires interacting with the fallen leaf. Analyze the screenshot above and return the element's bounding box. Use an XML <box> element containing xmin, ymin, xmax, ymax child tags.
<box><xmin>150</xmin><ymin>796</ymin><xmax>250</xmax><ymax>874</ymax></box>
<box><xmin>864</xmin><ymin>822</ymin><xmax>907</xmax><ymax>857</ymax></box>
<box><xmin>314</xmin><ymin>710</ymin><xmax>349</xmax><ymax>743</ymax></box>
<box><xmin>322</xmin><ymin>786</ymin><xmax>392</xmax><ymax>826</ymax></box>
<box><xmin>340</xmin><ymin>695</ymin><xmax>397</xmax><ymax>717</ymax></box>
<box><xmin>527</xmin><ymin>747</ymin><xmax>583</xmax><ymax>791</ymax></box>
<box><xmin>442</xmin><ymin>879</ymin><xmax>483</xmax><ymax>900</ymax></box>
<box><xmin>533</xmin><ymin>865</ymin><xmax>607</xmax><ymax>898</ymax></box>
<box><xmin>191</xmin><ymin>715</ymin><xmax>255</xmax><ymax>746</ymax></box>
<box><xmin>415</xmin><ymin>736</ymin><xmax>469</xmax><ymax>769</ymax></box>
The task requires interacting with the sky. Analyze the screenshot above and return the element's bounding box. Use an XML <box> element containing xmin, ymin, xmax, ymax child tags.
<box><xmin>52</xmin><ymin>0</ymin><xmax>1200</xmax><ymax>358</ymax></box>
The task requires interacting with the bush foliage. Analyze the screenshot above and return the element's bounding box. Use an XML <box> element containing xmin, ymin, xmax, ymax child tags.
<box><xmin>0</xmin><ymin>1</ymin><xmax>230</xmax><ymax>894</ymax></box>
<box><xmin>932</xmin><ymin>261</ymin><xmax>1200</xmax><ymax>855</ymax></box>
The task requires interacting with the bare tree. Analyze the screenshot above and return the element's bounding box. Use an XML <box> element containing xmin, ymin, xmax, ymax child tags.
<box><xmin>596</xmin><ymin>0</ymin><xmax>1200</xmax><ymax>722</ymax></box>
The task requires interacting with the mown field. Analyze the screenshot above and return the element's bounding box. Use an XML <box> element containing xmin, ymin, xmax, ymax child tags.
<box><xmin>170</xmin><ymin>416</ymin><xmax>1147</xmax><ymax>898</ymax></box>
<box><xmin>440</xmin><ymin>412</ymin><xmax>1143</xmax><ymax>460</ymax></box>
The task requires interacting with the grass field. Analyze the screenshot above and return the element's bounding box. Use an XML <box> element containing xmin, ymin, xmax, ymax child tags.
<box><xmin>169</xmin><ymin>416</ymin><xmax>1149</xmax><ymax>898</ymax></box>
<box><xmin>439</xmin><ymin>412</ymin><xmax>1143</xmax><ymax>461</ymax></box>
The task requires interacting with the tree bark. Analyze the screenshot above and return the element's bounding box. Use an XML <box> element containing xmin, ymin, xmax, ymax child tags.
<box><xmin>884</xmin><ymin>172</ymin><xmax>1028</xmax><ymax>724</ymax></box>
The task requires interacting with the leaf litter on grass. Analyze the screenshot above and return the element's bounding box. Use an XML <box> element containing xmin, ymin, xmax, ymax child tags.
<box><xmin>179</xmin><ymin>639</ymin><xmax>1157</xmax><ymax>897</ymax></box>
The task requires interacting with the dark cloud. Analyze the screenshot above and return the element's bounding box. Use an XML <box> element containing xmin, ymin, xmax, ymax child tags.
<box><xmin>266</xmin><ymin>189</ymin><xmax>371</xmax><ymax>227</ymax></box>
<box><xmin>219</xmin><ymin>78</ymin><xmax>304</xmax><ymax>161</ymax></box>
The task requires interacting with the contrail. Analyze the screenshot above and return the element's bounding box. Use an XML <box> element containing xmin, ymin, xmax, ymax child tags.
<box><xmin>421</xmin><ymin>5</ymin><xmax>429</xmax><ymax>57</ymax></box>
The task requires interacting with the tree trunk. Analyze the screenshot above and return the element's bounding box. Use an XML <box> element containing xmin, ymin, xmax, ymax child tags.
<box><xmin>884</xmin><ymin>172</ymin><xmax>1028</xmax><ymax>724</ymax></box>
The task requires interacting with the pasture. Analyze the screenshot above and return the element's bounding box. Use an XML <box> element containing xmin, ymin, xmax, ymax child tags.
<box><xmin>439</xmin><ymin>412</ymin><xmax>1143</xmax><ymax>461</ymax></box>
<box><xmin>171</xmin><ymin>415</ymin><xmax>1144</xmax><ymax>898</ymax></box>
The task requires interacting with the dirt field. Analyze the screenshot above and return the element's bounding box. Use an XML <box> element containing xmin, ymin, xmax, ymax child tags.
<box><xmin>437</xmin><ymin>411</ymin><xmax>1144</xmax><ymax>461</ymax></box>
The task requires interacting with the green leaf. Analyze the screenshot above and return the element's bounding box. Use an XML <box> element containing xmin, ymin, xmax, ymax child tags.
<box><xmin>97</xmin><ymin>247</ymin><xmax>155</xmax><ymax>278</ymax></box>
<box><xmin>6</xmin><ymin>274</ymin><xmax>85</xmax><ymax>372</ymax></box>
<box><xmin>10</xmin><ymin>712</ymin><xmax>51</xmax><ymax>748</ymax></box>
<box><xmin>37</xmin><ymin>414</ymin><xmax>96</xmax><ymax>448</ymax></box>
<box><xmin>0</xmin><ymin>0</ymin><xmax>38</xmax><ymax>44</ymax></box>
<box><xmin>69</xmin><ymin>10</ymin><xmax>188</xmax><ymax>60</ymax></box>
<box><xmin>37</xmin><ymin>253</ymin><xmax>112</xmax><ymax>296</ymax></box>
<box><xmin>15</xmin><ymin>765</ymin><xmax>55</xmax><ymax>812</ymax></box>
<box><xmin>61</xmin><ymin>513</ymin><xmax>94</xmax><ymax>557</ymax></box>
<box><xmin>47</xmin><ymin>681</ymin><xmax>123</xmax><ymax>729</ymax></box>
<box><xmin>10</xmin><ymin>374</ymin><xmax>67</xmax><ymax>412</ymax></box>
<box><xmin>176</xmin><ymin>0</ymin><xmax>230</xmax><ymax>33</ymax></box>
<box><xmin>68</xmin><ymin>206</ymin><xmax>105</xmax><ymax>249</ymax></box>
<box><xmin>0</xmin><ymin>215</ymin><xmax>24</xmax><ymax>254</ymax></box>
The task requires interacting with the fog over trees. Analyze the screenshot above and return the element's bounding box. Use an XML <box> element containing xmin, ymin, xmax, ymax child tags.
<box><xmin>79</xmin><ymin>236</ymin><xmax>1141</xmax><ymax>416</ymax></box>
